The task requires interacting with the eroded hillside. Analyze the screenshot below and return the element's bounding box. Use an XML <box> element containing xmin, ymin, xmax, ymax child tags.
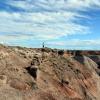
<box><xmin>0</xmin><ymin>44</ymin><xmax>100</xmax><ymax>100</ymax></box>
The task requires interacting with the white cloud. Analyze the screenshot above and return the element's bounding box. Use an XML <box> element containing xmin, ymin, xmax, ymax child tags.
<box><xmin>0</xmin><ymin>0</ymin><xmax>100</xmax><ymax>49</ymax></box>
<box><xmin>5</xmin><ymin>0</ymin><xmax>100</xmax><ymax>11</ymax></box>
<box><xmin>46</xmin><ymin>39</ymin><xmax>100</xmax><ymax>50</ymax></box>
<box><xmin>0</xmin><ymin>11</ymin><xmax>89</xmax><ymax>41</ymax></box>
<box><xmin>66</xmin><ymin>0</ymin><xmax>100</xmax><ymax>9</ymax></box>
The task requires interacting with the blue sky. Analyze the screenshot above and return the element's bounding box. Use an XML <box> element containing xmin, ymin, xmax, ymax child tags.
<box><xmin>0</xmin><ymin>0</ymin><xmax>100</xmax><ymax>50</ymax></box>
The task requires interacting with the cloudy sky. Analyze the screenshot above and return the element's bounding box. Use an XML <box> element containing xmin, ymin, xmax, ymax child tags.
<box><xmin>0</xmin><ymin>0</ymin><xmax>100</xmax><ymax>50</ymax></box>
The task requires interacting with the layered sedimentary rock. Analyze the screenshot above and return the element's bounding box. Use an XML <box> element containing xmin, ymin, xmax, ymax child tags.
<box><xmin>0</xmin><ymin>44</ymin><xmax>100</xmax><ymax>100</ymax></box>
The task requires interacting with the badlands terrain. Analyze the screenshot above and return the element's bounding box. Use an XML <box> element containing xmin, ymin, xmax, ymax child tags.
<box><xmin>0</xmin><ymin>44</ymin><xmax>100</xmax><ymax>100</ymax></box>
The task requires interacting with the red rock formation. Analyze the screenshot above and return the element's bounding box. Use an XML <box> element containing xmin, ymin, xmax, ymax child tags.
<box><xmin>0</xmin><ymin>44</ymin><xmax>100</xmax><ymax>100</ymax></box>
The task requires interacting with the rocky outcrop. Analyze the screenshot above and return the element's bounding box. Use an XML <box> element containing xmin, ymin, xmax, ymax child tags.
<box><xmin>9</xmin><ymin>79</ymin><xmax>30</xmax><ymax>91</ymax></box>
<box><xmin>0</xmin><ymin>44</ymin><xmax>100</xmax><ymax>100</ymax></box>
<box><xmin>39</xmin><ymin>56</ymin><xmax>100</xmax><ymax>100</ymax></box>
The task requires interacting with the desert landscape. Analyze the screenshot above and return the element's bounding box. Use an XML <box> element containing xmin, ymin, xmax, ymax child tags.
<box><xmin>0</xmin><ymin>0</ymin><xmax>100</xmax><ymax>100</ymax></box>
<box><xmin>0</xmin><ymin>44</ymin><xmax>99</xmax><ymax>100</ymax></box>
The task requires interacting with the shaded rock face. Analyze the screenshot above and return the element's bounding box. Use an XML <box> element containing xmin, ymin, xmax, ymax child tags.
<box><xmin>74</xmin><ymin>55</ymin><xmax>98</xmax><ymax>70</ymax></box>
<box><xmin>88</xmin><ymin>55</ymin><xmax>100</xmax><ymax>66</ymax></box>
<box><xmin>85</xmin><ymin>55</ymin><xmax>100</xmax><ymax>76</ymax></box>
<box><xmin>0</xmin><ymin>75</ymin><xmax>7</xmax><ymax>85</ymax></box>
<box><xmin>0</xmin><ymin>44</ymin><xmax>100</xmax><ymax>100</ymax></box>
<box><xmin>26</xmin><ymin>67</ymin><xmax>37</xmax><ymax>80</ymax></box>
<box><xmin>58</xmin><ymin>50</ymin><xmax>64</xmax><ymax>56</ymax></box>
<box><xmin>98</xmin><ymin>62</ymin><xmax>100</xmax><ymax>69</ymax></box>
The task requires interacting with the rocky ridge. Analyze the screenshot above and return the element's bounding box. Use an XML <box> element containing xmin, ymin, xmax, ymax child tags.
<box><xmin>0</xmin><ymin>44</ymin><xmax>100</xmax><ymax>100</ymax></box>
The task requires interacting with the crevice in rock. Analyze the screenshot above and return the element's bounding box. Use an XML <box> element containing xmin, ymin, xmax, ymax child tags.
<box><xmin>97</xmin><ymin>62</ymin><xmax>100</xmax><ymax>69</ymax></box>
<box><xmin>26</xmin><ymin>67</ymin><xmax>37</xmax><ymax>80</ymax></box>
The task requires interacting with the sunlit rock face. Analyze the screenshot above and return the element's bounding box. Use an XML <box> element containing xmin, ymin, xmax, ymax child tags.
<box><xmin>0</xmin><ymin>44</ymin><xmax>100</xmax><ymax>100</ymax></box>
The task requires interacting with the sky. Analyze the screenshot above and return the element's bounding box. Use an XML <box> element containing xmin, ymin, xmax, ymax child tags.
<box><xmin>0</xmin><ymin>0</ymin><xmax>100</xmax><ymax>50</ymax></box>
